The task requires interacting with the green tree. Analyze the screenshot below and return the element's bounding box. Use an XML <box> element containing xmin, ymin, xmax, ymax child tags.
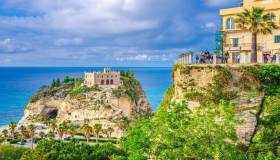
<box><xmin>8</xmin><ymin>122</ymin><xmax>17</xmax><ymax>139</ymax></box>
<box><xmin>27</xmin><ymin>124</ymin><xmax>36</xmax><ymax>149</ymax></box>
<box><xmin>118</xmin><ymin>118</ymin><xmax>130</xmax><ymax>137</ymax></box>
<box><xmin>39</xmin><ymin>131</ymin><xmax>45</xmax><ymax>139</ymax></box>
<box><xmin>2</xmin><ymin>129</ymin><xmax>9</xmax><ymax>138</ymax></box>
<box><xmin>121</xmin><ymin>118</ymin><xmax>152</xmax><ymax>160</ymax></box>
<box><xmin>19</xmin><ymin>125</ymin><xmax>28</xmax><ymax>143</ymax></box>
<box><xmin>57</xmin><ymin>123</ymin><xmax>67</xmax><ymax>140</ymax></box>
<box><xmin>121</xmin><ymin>101</ymin><xmax>242</xmax><ymax>159</ymax></box>
<box><xmin>20</xmin><ymin>139</ymin><xmax>126</xmax><ymax>160</ymax></box>
<box><xmin>50</xmin><ymin>119</ymin><xmax>57</xmax><ymax>132</ymax></box>
<box><xmin>67</xmin><ymin>126</ymin><xmax>76</xmax><ymax>139</ymax></box>
<box><xmin>236</xmin><ymin>7</ymin><xmax>278</xmax><ymax>63</ymax></box>
<box><xmin>0</xmin><ymin>145</ymin><xmax>30</xmax><ymax>160</ymax></box>
<box><xmin>81</xmin><ymin>124</ymin><xmax>92</xmax><ymax>143</ymax></box>
<box><xmin>107</xmin><ymin>127</ymin><xmax>114</xmax><ymax>138</ymax></box>
<box><xmin>93</xmin><ymin>123</ymin><xmax>102</xmax><ymax>143</ymax></box>
<box><xmin>0</xmin><ymin>135</ymin><xmax>5</xmax><ymax>144</ymax></box>
<box><xmin>48</xmin><ymin>131</ymin><xmax>55</xmax><ymax>141</ymax></box>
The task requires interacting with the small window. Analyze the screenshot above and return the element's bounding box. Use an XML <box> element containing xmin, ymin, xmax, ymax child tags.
<box><xmin>232</xmin><ymin>38</ymin><xmax>239</xmax><ymax>47</ymax></box>
<box><xmin>226</xmin><ymin>18</ymin><xmax>234</xmax><ymax>30</ymax></box>
<box><xmin>275</xmin><ymin>35</ymin><xmax>280</xmax><ymax>43</ymax></box>
<box><xmin>269</xmin><ymin>13</ymin><xmax>276</xmax><ymax>22</ymax></box>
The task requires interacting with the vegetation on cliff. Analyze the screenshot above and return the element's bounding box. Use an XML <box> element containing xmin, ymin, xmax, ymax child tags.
<box><xmin>2</xmin><ymin>65</ymin><xmax>280</xmax><ymax>160</ymax></box>
<box><xmin>29</xmin><ymin>71</ymin><xmax>144</xmax><ymax>106</ymax></box>
<box><xmin>0</xmin><ymin>140</ymin><xmax>126</xmax><ymax>160</ymax></box>
<box><xmin>29</xmin><ymin>77</ymin><xmax>86</xmax><ymax>102</ymax></box>
<box><xmin>121</xmin><ymin>64</ymin><xmax>280</xmax><ymax>159</ymax></box>
<box><xmin>112</xmin><ymin>71</ymin><xmax>144</xmax><ymax>105</ymax></box>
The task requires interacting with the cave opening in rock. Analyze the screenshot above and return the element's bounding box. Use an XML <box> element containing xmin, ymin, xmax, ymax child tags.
<box><xmin>47</xmin><ymin>109</ymin><xmax>58</xmax><ymax>119</ymax></box>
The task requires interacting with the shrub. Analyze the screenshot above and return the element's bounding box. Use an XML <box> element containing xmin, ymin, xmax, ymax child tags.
<box><xmin>20</xmin><ymin>139</ymin><xmax>126</xmax><ymax>160</ymax></box>
<box><xmin>0</xmin><ymin>145</ymin><xmax>30</xmax><ymax>160</ymax></box>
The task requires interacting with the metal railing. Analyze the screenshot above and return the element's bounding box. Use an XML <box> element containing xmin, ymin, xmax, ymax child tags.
<box><xmin>224</xmin><ymin>43</ymin><xmax>262</xmax><ymax>50</ymax></box>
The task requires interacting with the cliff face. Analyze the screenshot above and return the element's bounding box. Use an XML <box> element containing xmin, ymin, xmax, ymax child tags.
<box><xmin>20</xmin><ymin>73</ymin><xmax>151</xmax><ymax>138</ymax></box>
<box><xmin>173</xmin><ymin>65</ymin><xmax>265</xmax><ymax>144</ymax></box>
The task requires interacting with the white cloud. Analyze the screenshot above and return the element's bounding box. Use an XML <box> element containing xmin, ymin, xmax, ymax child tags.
<box><xmin>115</xmin><ymin>48</ymin><xmax>185</xmax><ymax>62</ymax></box>
<box><xmin>0</xmin><ymin>38</ymin><xmax>33</xmax><ymax>53</ymax></box>
<box><xmin>54</xmin><ymin>38</ymin><xmax>83</xmax><ymax>46</ymax></box>
<box><xmin>201</xmin><ymin>22</ymin><xmax>217</xmax><ymax>30</ymax></box>
<box><xmin>0</xmin><ymin>0</ymin><xmax>222</xmax><ymax>66</ymax></box>
<box><xmin>2</xmin><ymin>0</ymin><xmax>160</xmax><ymax>35</ymax></box>
<box><xmin>2</xmin><ymin>58</ymin><xmax>12</xmax><ymax>63</ymax></box>
<box><xmin>205</xmin><ymin>0</ymin><xmax>239</xmax><ymax>7</ymax></box>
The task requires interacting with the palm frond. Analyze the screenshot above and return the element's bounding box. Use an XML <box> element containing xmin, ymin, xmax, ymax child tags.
<box><xmin>235</xmin><ymin>7</ymin><xmax>277</xmax><ymax>34</ymax></box>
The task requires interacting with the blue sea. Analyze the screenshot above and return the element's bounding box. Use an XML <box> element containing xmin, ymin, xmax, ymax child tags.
<box><xmin>0</xmin><ymin>67</ymin><xmax>172</xmax><ymax>126</ymax></box>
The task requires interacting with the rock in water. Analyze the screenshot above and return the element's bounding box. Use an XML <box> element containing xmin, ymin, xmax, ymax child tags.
<box><xmin>19</xmin><ymin>73</ymin><xmax>152</xmax><ymax>138</ymax></box>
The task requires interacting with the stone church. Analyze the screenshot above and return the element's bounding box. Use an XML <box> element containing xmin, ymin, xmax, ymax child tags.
<box><xmin>84</xmin><ymin>68</ymin><xmax>121</xmax><ymax>88</ymax></box>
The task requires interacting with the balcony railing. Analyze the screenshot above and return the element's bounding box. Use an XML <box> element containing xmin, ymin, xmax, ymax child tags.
<box><xmin>224</xmin><ymin>43</ymin><xmax>262</xmax><ymax>51</ymax></box>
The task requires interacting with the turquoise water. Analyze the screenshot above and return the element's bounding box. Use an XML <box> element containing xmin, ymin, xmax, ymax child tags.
<box><xmin>0</xmin><ymin>67</ymin><xmax>172</xmax><ymax>126</ymax></box>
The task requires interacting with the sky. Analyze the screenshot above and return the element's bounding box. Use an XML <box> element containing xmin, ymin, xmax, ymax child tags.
<box><xmin>0</xmin><ymin>0</ymin><xmax>241</xmax><ymax>67</ymax></box>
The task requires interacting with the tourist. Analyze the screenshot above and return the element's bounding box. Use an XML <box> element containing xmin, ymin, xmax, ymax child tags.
<box><xmin>264</xmin><ymin>54</ymin><xmax>268</xmax><ymax>64</ymax></box>
<box><xmin>224</xmin><ymin>52</ymin><xmax>229</xmax><ymax>64</ymax></box>
<box><xmin>272</xmin><ymin>55</ymin><xmax>276</xmax><ymax>63</ymax></box>
<box><xmin>236</xmin><ymin>55</ymin><xmax>240</xmax><ymax>64</ymax></box>
<box><xmin>196</xmin><ymin>55</ymin><xmax>199</xmax><ymax>64</ymax></box>
<box><xmin>199</xmin><ymin>51</ymin><xmax>204</xmax><ymax>64</ymax></box>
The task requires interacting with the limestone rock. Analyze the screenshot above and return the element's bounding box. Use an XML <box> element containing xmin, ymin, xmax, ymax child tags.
<box><xmin>173</xmin><ymin>65</ymin><xmax>264</xmax><ymax>144</ymax></box>
<box><xmin>19</xmin><ymin>85</ymin><xmax>151</xmax><ymax>138</ymax></box>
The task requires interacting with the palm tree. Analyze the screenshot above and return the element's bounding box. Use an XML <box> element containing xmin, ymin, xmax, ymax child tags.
<box><xmin>57</xmin><ymin>124</ymin><xmax>66</xmax><ymax>140</ymax></box>
<box><xmin>28</xmin><ymin>124</ymin><xmax>36</xmax><ymax>149</ymax></box>
<box><xmin>0</xmin><ymin>135</ymin><xmax>5</xmax><ymax>144</ymax></box>
<box><xmin>118</xmin><ymin>119</ymin><xmax>129</xmax><ymax>137</ymax></box>
<box><xmin>236</xmin><ymin>7</ymin><xmax>278</xmax><ymax>63</ymax></box>
<box><xmin>81</xmin><ymin>124</ymin><xmax>92</xmax><ymax>143</ymax></box>
<box><xmin>48</xmin><ymin>131</ymin><xmax>55</xmax><ymax>140</ymax></box>
<box><xmin>19</xmin><ymin>125</ymin><xmax>27</xmax><ymax>142</ymax></box>
<box><xmin>50</xmin><ymin>119</ymin><xmax>57</xmax><ymax>132</ymax></box>
<box><xmin>67</xmin><ymin>126</ymin><xmax>76</xmax><ymax>139</ymax></box>
<box><xmin>9</xmin><ymin>122</ymin><xmax>17</xmax><ymax>139</ymax></box>
<box><xmin>107</xmin><ymin>127</ymin><xmax>114</xmax><ymax>138</ymax></box>
<box><xmin>39</xmin><ymin>131</ymin><xmax>45</xmax><ymax>139</ymax></box>
<box><xmin>93</xmin><ymin>124</ymin><xmax>102</xmax><ymax>143</ymax></box>
<box><xmin>2</xmin><ymin>129</ymin><xmax>8</xmax><ymax>138</ymax></box>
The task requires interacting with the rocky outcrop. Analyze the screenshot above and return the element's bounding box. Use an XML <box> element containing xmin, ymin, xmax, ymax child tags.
<box><xmin>19</xmin><ymin>76</ymin><xmax>151</xmax><ymax>138</ymax></box>
<box><xmin>173</xmin><ymin>64</ymin><xmax>264</xmax><ymax>144</ymax></box>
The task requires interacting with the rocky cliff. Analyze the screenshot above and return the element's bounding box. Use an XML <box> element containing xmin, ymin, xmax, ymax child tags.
<box><xmin>172</xmin><ymin>64</ymin><xmax>279</xmax><ymax>146</ymax></box>
<box><xmin>19</xmin><ymin>71</ymin><xmax>152</xmax><ymax>138</ymax></box>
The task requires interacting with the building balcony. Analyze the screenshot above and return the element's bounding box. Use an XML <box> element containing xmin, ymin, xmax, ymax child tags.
<box><xmin>224</xmin><ymin>43</ymin><xmax>262</xmax><ymax>51</ymax></box>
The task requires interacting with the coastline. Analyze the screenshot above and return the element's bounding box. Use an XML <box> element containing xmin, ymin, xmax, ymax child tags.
<box><xmin>0</xmin><ymin>125</ymin><xmax>8</xmax><ymax>132</ymax></box>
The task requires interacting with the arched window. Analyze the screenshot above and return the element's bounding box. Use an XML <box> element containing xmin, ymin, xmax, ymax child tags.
<box><xmin>269</xmin><ymin>13</ymin><xmax>276</xmax><ymax>22</ymax></box>
<box><xmin>106</xmin><ymin>79</ymin><xmax>110</xmax><ymax>85</ymax></box>
<box><xmin>226</xmin><ymin>18</ymin><xmax>234</xmax><ymax>30</ymax></box>
<box><xmin>110</xmin><ymin>79</ymin><xmax>114</xmax><ymax>84</ymax></box>
<box><xmin>101</xmin><ymin>80</ymin><xmax>104</xmax><ymax>85</ymax></box>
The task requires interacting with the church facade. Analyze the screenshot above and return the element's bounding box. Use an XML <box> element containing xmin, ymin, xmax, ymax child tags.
<box><xmin>84</xmin><ymin>68</ymin><xmax>121</xmax><ymax>88</ymax></box>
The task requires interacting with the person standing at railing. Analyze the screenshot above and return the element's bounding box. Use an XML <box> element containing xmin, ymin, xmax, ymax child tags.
<box><xmin>224</xmin><ymin>51</ymin><xmax>229</xmax><ymax>64</ymax></box>
<box><xmin>196</xmin><ymin>55</ymin><xmax>199</xmax><ymax>64</ymax></box>
<box><xmin>236</xmin><ymin>55</ymin><xmax>240</xmax><ymax>64</ymax></box>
